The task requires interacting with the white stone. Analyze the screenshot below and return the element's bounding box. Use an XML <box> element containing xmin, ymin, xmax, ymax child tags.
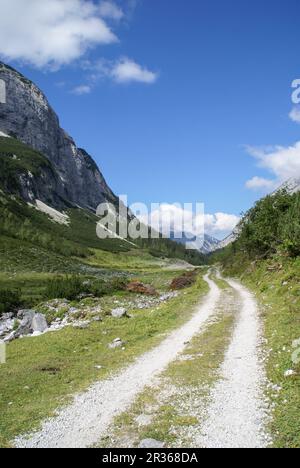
<box><xmin>284</xmin><ymin>369</ymin><xmax>296</xmax><ymax>377</ymax></box>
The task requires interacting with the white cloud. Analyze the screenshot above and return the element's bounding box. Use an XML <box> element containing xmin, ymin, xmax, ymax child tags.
<box><xmin>138</xmin><ymin>204</ymin><xmax>240</xmax><ymax>240</ymax></box>
<box><xmin>71</xmin><ymin>84</ymin><xmax>92</xmax><ymax>95</ymax></box>
<box><xmin>246</xmin><ymin>142</ymin><xmax>300</xmax><ymax>190</ymax></box>
<box><xmin>0</xmin><ymin>0</ymin><xmax>118</xmax><ymax>68</ymax></box>
<box><xmin>99</xmin><ymin>1</ymin><xmax>124</xmax><ymax>20</ymax></box>
<box><xmin>289</xmin><ymin>107</ymin><xmax>300</xmax><ymax>124</ymax></box>
<box><xmin>203</xmin><ymin>212</ymin><xmax>240</xmax><ymax>236</ymax></box>
<box><xmin>81</xmin><ymin>57</ymin><xmax>158</xmax><ymax>87</ymax></box>
<box><xmin>245</xmin><ymin>142</ymin><xmax>300</xmax><ymax>191</ymax></box>
<box><xmin>111</xmin><ymin>58</ymin><xmax>158</xmax><ymax>84</ymax></box>
<box><xmin>245</xmin><ymin>176</ymin><xmax>276</xmax><ymax>191</ymax></box>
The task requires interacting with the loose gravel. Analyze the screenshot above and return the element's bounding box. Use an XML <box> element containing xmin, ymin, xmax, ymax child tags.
<box><xmin>197</xmin><ymin>279</ymin><xmax>271</xmax><ymax>448</ymax></box>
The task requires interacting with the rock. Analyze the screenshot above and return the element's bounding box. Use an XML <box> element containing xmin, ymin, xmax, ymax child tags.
<box><xmin>1</xmin><ymin>313</ymin><xmax>14</xmax><ymax>320</ymax></box>
<box><xmin>135</xmin><ymin>414</ymin><xmax>153</xmax><ymax>426</ymax></box>
<box><xmin>4</xmin><ymin>331</ymin><xmax>17</xmax><ymax>343</ymax></box>
<box><xmin>284</xmin><ymin>369</ymin><xmax>296</xmax><ymax>377</ymax></box>
<box><xmin>0</xmin><ymin>317</ymin><xmax>15</xmax><ymax>338</ymax></box>
<box><xmin>111</xmin><ymin>308</ymin><xmax>128</xmax><ymax>319</ymax></box>
<box><xmin>109</xmin><ymin>338</ymin><xmax>124</xmax><ymax>349</ymax></box>
<box><xmin>31</xmin><ymin>313</ymin><xmax>48</xmax><ymax>333</ymax></box>
<box><xmin>0</xmin><ymin>62</ymin><xmax>118</xmax><ymax>211</ymax></box>
<box><xmin>72</xmin><ymin>321</ymin><xmax>90</xmax><ymax>329</ymax></box>
<box><xmin>138</xmin><ymin>439</ymin><xmax>165</xmax><ymax>449</ymax></box>
<box><xmin>16</xmin><ymin>310</ymin><xmax>36</xmax><ymax>337</ymax></box>
<box><xmin>17</xmin><ymin>309</ymin><xmax>35</xmax><ymax>320</ymax></box>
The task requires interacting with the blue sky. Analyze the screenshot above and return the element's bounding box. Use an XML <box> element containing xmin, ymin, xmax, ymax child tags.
<box><xmin>1</xmin><ymin>0</ymin><xmax>300</xmax><ymax>238</ymax></box>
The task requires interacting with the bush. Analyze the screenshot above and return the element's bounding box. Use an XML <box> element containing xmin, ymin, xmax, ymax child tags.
<box><xmin>281</xmin><ymin>195</ymin><xmax>300</xmax><ymax>257</ymax></box>
<box><xmin>44</xmin><ymin>276</ymin><xmax>129</xmax><ymax>301</ymax></box>
<box><xmin>170</xmin><ymin>271</ymin><xmax>197</xmax><ymax>290</ymax></box>
<box><xmin>237</xmin><ymin>190</ymin><xmax>300</xmax><ymax>258</ymax></box>
<box><xmin>90</xmin><ymin>277</ymin><xmax>128</xmax><ymax>297</ymax></box>
<box><xmin>44</xmin><ymin>276</ymin><xmax>87</xmax><ymax>301</ymax></box>
<box><xmin>0</xmin><ymin>289</ymin><xmax>22</xmax><ymax>316</ymax></box>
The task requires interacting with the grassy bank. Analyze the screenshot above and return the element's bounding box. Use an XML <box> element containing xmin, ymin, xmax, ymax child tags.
<box><xmin>0</xmin><ymin>271</ymin><xmax>208</xmax><ymax>448</ymax></box>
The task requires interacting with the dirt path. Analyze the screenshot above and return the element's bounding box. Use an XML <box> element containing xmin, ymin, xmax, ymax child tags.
<box><xmin>15</xmin><ymin>274</ymin><xmax>221</xmax><ymax>448</ymax></box>
<box><xmin>197</xmin><ymin>278</ymin><xmax>270</xmax><ymax>448</ymax></box>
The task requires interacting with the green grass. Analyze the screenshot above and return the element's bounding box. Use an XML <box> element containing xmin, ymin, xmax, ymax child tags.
<box><xmin>0</xmin><ymin>137</ymin><xmax>54</xmax><ymax>188</ymax></box>
<box><xmin>0</xmin><ymin>273</ymin><xmax>208</xmax><ymax>448</ymax></box>
<box><xmin>98</xmin><ymin>284</ymin><xmax>236</xmax><ymax>448</ymax></box>
<box><xmin>85</xmin><ymin>247</ymin><xmax>171</xmax><ymax>271</ymax></box>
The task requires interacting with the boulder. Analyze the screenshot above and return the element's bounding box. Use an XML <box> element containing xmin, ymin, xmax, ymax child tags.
<box><xmin>31</xmin><ymin>314</ymin><xmax>48</xmax><ymax>333</ymax></box>
<box><xmin>111</xmin><ymin>308</ymin><xmax>128</xmax><ymax>319</ymax></box>
<box><xmin>138</xmin><ymin>439</ymin><xmax>165</xmax><ymax>449</ymax></box>
<box><xmin>7</xmin><ymin>310</ymin><xmax>48</xmax><ymax>340</ymax></box>
<box><xmin>16</xmin><ymin>310</ymin><xmax>36</xmax><ymax>336</ymax></box>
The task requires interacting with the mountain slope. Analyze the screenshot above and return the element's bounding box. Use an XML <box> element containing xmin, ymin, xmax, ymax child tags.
<box><xmin>0</xmin><ymin>62</ymin><xmax>117</xmax><ymax>211</ymax></box>
<box><xmin>275</xmin><ymin>177</ymin><xmax>300</xmax><ymax>195</ymax></box>
<box><xmin>0</xmin><ymin>63</ymin><xmax>205</xmax><ymax>270</ymax></box>
<box><xmin>169</xmin><ymin>231</ymin><xmax>220</xmax><ymax>254</ymax></box>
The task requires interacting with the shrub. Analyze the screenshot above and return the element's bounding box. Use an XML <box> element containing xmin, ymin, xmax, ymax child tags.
<box><xmin>90</xmin><ymin>277</ymin><xmax>128</xmax><ymax>297</ymax></box>
<box><xmin>44</xmin><ymin>276</ymin><xmax>86</xmax><ymax>301</ymax></box>
<box><xmin>170</xmin><ymin>271</ymin><xmax>197</xmax><ymax>290</ymax></box>
<box><xmin>237</xmin><ymin>190</ymin><xmax>300</xmax><ymax>258</ymax></box>
<box><xmin>0</xmin><ymin>289</ymin><xmax>22</xmax><ymax>316</ymax></box>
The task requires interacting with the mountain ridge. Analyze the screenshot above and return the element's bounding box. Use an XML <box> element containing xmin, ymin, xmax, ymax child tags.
<box><xmin>0</xmin><ymin>61</ymin><xmax>117</xmax><ymax>211</ymax></box>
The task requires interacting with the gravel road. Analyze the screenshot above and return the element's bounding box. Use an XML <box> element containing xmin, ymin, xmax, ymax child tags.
<box><xmin>15</xmin><ymin>274</ymin><xmax>220</xmax><ymax>448</ymax></box>
<box><xmin>197</xmin><ymin>278</ymin><xmax>270</xmax><ymax>448</ymax></box>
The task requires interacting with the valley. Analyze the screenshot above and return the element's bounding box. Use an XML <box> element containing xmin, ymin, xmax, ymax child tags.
<box><xmin>0</xmin><ymin>59</ymin><xmax>299</xmax><ymax>450</ymax></box>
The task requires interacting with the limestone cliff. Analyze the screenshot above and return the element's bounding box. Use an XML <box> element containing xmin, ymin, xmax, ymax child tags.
<box><xmin>0</xmin><ymin>62</ymin><xmax>117</xmax><ymax>210</ymax></box>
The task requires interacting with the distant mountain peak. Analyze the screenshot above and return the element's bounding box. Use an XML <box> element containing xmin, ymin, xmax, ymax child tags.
<box><xmin>169</xmin><ymin>231</ymin><xmax>221</xmax><ymax>254</ymax></box>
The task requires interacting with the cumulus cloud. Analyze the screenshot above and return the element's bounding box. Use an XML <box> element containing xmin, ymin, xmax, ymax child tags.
<box><xmin>111</xmin><ymin>58</ymin><xmax>158</xmax><ymax>84</ymax></box>
<box><xmin>245</xmin><ymin>176</ymin><xmax>276</xmax><ymax>191</ymax></box>
<box><xmin>203</xmin><ymin>212</ymin><xmax>240</xmax><ymax>236</ymax></box>
<box><xmin>138</xmin><ymin>204</ymin><xmax>239</xmax><ymax>240</ymax></box>
<box><xmin>81</xmin><ymin>57</ymin><xmax>158</xmax><ymax>87</ymax></box>
<box><xmin>99</xmin><ymin>1</ymin><xmax>124</xmax><ymax>20</ymax></box>
<box><xmin>245</xmin><ymin>142</ymin><xmax>300</xmax><ymax>191</ymax></box>
<box><xmin>0</xmin><ymin>0</ymin><xmax>118</xmax><ymax>68</ymax></box>
<box><xmin>71</xmin><ymin>84</ymin><xmax>92</xmax><ymax>95</ymax></box>
<box><xmin>289</xmin><ymin>107</ymin><xmax>300</xmax><ymax>124</ymax></box>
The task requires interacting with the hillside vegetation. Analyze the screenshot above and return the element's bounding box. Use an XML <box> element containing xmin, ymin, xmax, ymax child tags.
<box><xmin>212</xmin><ymin>190</ymin><xmax>300</xmax><ymax>448</ymax></box>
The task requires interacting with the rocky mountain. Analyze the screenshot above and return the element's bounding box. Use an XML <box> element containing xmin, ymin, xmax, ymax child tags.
<box><xmin>0</xmin><ymin>62</ymin><xmax>117</xmax><ymax>211</ymax></box>
<box><xmin>169</xmin><ymin>231</ymin><xmax>220</xmax><ymax>255</ymax></box>
<box><xmin>276</xmin><ymin>177</ymin><xmax>300</xmax><ymax>195</ymax></box>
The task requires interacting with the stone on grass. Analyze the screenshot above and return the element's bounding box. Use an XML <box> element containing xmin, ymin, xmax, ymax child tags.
<box><xmin>108</xmin><ymin>338</ymin><xmax>124</xmax><ymax>349</ymax></box>
<box><xmin>111</xmin><ymin>308</ymin><xmax>128</xmax><ymax>319</ymax></box>
<box><xmin>284</xmin><ymin>369</ymin><xmax>296</xmax><ymax>378</ymax></box>
<box><xmin>31</xmin><ymin>313</ymin><xmax>48</xmax><ymax>333</ymax></box>
<box><xmin>138</xmin><ymin>439</ymin><xmax>165</xmax><ymax>448</ymax></box>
